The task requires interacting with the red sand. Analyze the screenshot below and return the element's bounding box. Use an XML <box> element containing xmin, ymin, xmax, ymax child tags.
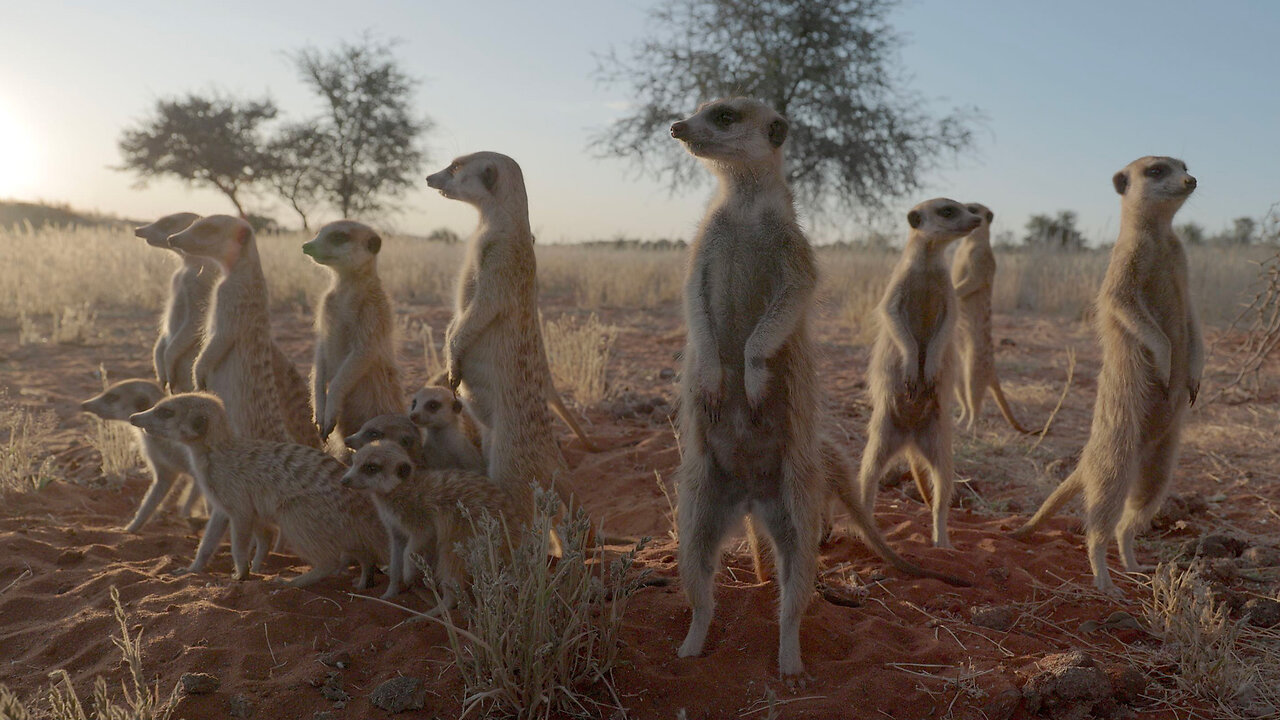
<box><xmin>1</xmin><ymin>303</ymin><xmax>1276</xmax><ymax>719</ymax></box>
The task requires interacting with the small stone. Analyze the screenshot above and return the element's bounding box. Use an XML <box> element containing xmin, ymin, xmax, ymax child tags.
<box><xmin>1240</xmin><ymin>546</ymin><xmax>1280</xmax><ymax>568</ymax></box>
<box><xmin>319</xmin><ymin>651</ymin><xmax>351</xmax><ymax>669</ymax></box>
<box><xmin>1197</xmin><ymin>534</ymin><xmax>1247</xmax><ymax>559</ymax></box>
<box><xmin>658</xmin><ymin>368</ymin><xmax>676</xmax><ymax>381</ymax></box>
<box><xmin>320</xmin><ymin>674</ymin><xmax>349</xmax><ymax>703</ymax></box>
<box><xmin>1021</xmin><ymin>650</ymin><xmax>1112</xmax><ymax>718</ymax></box>
<box><xmin>1106</xmin><ymin>664</ymin><xmax>1146</xmax><ymax>704</ymax></box>
<box><xmin>228</xmin><ymin>694</ymin><xmax>255</xmax><ymax>718</ymax></box>
<box><xmin>999</xmin><ymin>338</ymin><xmax>1017</xmax><ymax>347</ymax></box>
<box><xmin>180</xmin><ymin>672</ymin><xmax>220</xmax><ymax>695</ymax></box>
<box><xmin>971</xmin><ymin>604</ymin><xmax>1017</xmax><ymax>632</ymax></box>
<box><xmin>1244</xmin><ymin>598</ymin><xmax>1280</xmax><ymax>628</ymax></box>
<box><xmin>56</xmin><ymin>549</ymin><xmax>84</xmax><ymax>566</ymax></box>
<box><xmin>369</xmin><ymin>676</ymin><xmax>427</xmax><ymax>713</ymax></box>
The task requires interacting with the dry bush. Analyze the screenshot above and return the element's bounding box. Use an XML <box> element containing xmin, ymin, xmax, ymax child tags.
<box><xmin>434</xmin><ymin>491</ymin><xmax>648</xmax><ymax>719</ymax></box>
<box><xmin>0</xmin><ymin>395</ymin><xmax>58</xmax><ymax>492</ymax></box>
<box><xmin>817</xmin><ymin>246</ymin><xmax>898</xmax><ymax>343</ymax></box>
<box><xmin>84</xmin><ymin>367</ymin><xmax>141</xmax><ymax>483</ymax></box>
<box><xmin>537</xmin><ymin>246</ymin><xmax>684</xmax><ymax>309</ymax></box>
<box><xmin>1143</xmin><ymin>563</ymin><xmax>1280</xmax><ymax>717</ymax></box>
<box><xmin>51</xmin><ymin>304</ymin><xmax>98</xmax><ymax>345</ymax></box>
<box><xmin>543</xmin><ymin>312</ymin><xmax>619</xmax><ymax>406</ymax></box>
<box><xmin>0</xmin><ymin>587</ymin><xmax>180</xmax><ymax>720</ymax></box>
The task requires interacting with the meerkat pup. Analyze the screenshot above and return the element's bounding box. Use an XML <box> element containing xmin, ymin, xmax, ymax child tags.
<box><xmin>303</xmin><ymin>220</ymin><xmax>403</xmax><ymax>447</ymax></box>
<box><xmin>81</xmin><ymin>379</ymin><xmax>201</xmax><ymax>531</ymax></box>
<box><xmin>408</xmin><ymin>385</ymin><xmax>485</xmax><ymax>473</ymax></box>
<box><xmin>951</xmin><ymin>203</ymin><xmax>1034</xmax><ymax>434</ymax></box>
<box><xmin>425</xmin><ymin>151</ymin><xmax>573</xmax><ymax>523</ymax></box>
<box><xmin>1012</xmin><ymin>157</ymin><xmax>1202</xmax><ymax>594</ymax></box>
<box><xmin>135</xmin><ymin>212</ymin><xmax>214</xmax><ymax>394</ymax></box>
<box><xmin>131</xmin><ymin>393</ymin><xmax>384</xmax><ymax>587</ymax></box>
<box><xmin>169</xmin><ymin>215</ymin><xmax>319</xmax><ymax>448</ymax></box>
<box><xmin>858</xmin><ymin>199</ymin><xmax>983</xmax><ymax>550</ymax></box>
<box><xmin>343</xmin><ymin>441</ymin><xmax>512</xmax><ymax>609</ymax></box>
<box><xmin>668</xmin><ymin>98</ymin><xmax>826</xmax><ymax>678</ymax></box>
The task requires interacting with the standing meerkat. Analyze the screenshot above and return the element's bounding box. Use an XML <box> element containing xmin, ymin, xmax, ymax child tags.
<box><xmin>669</xmin><ymin>98</ymin><xmax>825</xmax><ymax>678</ymax></box>
<box><xmin>1012</xmin><ymin>156</ymin><xmax>1202</xmax><ymax>594</ymax></box>
<box><xmin>135</xmin><ymin>212</ymin><xmax>214</xmax><ymax>393</ymax></box>
<box><xmin>170</xmin><ymin>215</ymin><xmax>319</xmax><ymax>448</ymax></box>
<box><xmin>951</xmin><ymin>203</ymin><xmax>1035</xmax><ymax>434</ymax></box>
<box><xmin>131</xmin><ymin>392</ymin><xmax>385</xmax><ymax>587</ymax></box>
<box><xmin>408</xmin><ymin>385</ymin><xmax>486</xmax><ymax>473</ymax></box>
<box><xmin>303</xmin><ymin>220</ymin><xmax>404</xmax><ymax>447</ymax></box>
<box><xmin>424</xmin><ymin>151</ymin><xmax>572</xmax><ymax>523</ymax></box>
<box><xmin>80</xmin><ymin>379</ymin><xmax>200</xmax><ymax>531</ymax></box>
<box><xmin>343</xmin><ymin>441</ymin><xmax>513</xmax><ymax>609</ymax></box>
<box><xmin>858</xmin><ymin>199</ymin><xmax>983</xmax><ymax>550</ymax></box>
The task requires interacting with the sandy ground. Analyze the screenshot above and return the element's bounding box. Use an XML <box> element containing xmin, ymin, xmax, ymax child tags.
<box><xmin>1</xmin><ymin>297</ymin><xmax>1277</xmax><ymax>719</ymax></box>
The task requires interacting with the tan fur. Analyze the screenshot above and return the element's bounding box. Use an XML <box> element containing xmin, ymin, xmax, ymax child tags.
<box><xmin>1012</xmin><ymin>156</ymin><xmax>1202</xmax><ymax>594</ymax></box>
<box><xmin>135</xmin><ymin>212</ymin><xmax>215</xmax><ymax>393</ymax></box>
<box><xmin>426</xmin><ymin>152</ymin><xmax>570</xmax><ymax>524</ymax></box>
<box><xmin>669</xmin><ymin>98</ymin><xmax>822</xmax><ymax>678</ymax></box>
<box><xmin>858</xmin><ymin>199</ymin><xmax>983</xmax><ymax>550</ymax></box>
<box><xmin>343</xmin><ymin>441</ymin><xmax>512</xmax><ymax>609</ymax></box>
<box><xmin>951</xmin><ymin>203</ymin><xmax>1034</xmax><ymax>434</ymax></box>
<box><xmin>408</xmin><ymin>385</ymin><xmax>485</xmax><ymax>473</ymax></box>
<box><xmin>171</xmin><ymin>215</ymin><xmax>319</xmax><ymax>448</ymax></box>
<box><xmin>131</xmin><ymin>393</ymin><xmax>384</xmax><ymax>587</ymax></box>
<box><xmin>303</xmin><ymin>221</ymin><xmax>404</xmax><ymax>448</ymax></box>
<box><xmin>80</xmin><ymin>379</ymin><xmax>201</xmax><ymax>531</ymax></box>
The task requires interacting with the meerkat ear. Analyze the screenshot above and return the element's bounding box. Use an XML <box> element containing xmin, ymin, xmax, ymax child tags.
<box><xmin>1112</xmin><ymin>171</ymin><xmax>1129</xmax><ymax>195</ymax></box>
<box><xmin>367</xmin><ymin>234</ymin><xmax>382</xmax><ymax>254</ymax></box>
<box><xmin>907</xmin><ymin>210</ymin><xmax>922</xmax><ymax>229</ymax></box>
<box><xmin>452</xmin><ymin>399</ymin><xmax>464</xmax><ymax>415</ymax></box>
<box><xmin>767</xmin><ymin>117</ymin><xmax>789</xmax><ymax>148</ymax></box>
<box><xmin>986</xmin><ymin>210</ymin><xmax>994</xmax><ymax>223</ymax></box>
<box><xmin>395</xmin><ymin>462</ymin><xmax>411</xmax><ymax>481</ymax></box>
<box><xmin>481</xmin><ymin>165</ymin><xmax>498</xmax><ymax>192</ymax></box>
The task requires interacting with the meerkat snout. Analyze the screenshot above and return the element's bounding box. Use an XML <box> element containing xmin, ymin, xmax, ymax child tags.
<box><xmin>670</xmin><ymin>121</ymin><xmax>689</xmax><ymax>139</ymax></box>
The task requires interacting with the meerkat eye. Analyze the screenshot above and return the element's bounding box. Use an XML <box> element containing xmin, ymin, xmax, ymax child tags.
<box><xmin>713</xmin><ymin>107</ymin><xmax>736</xmax><ymax>127</ymax></box>
<box><xmin>966</xmin><ymin>206</ymin><xmax>980</xmax><ymax>215</ymax></box>
<box><xmin>1145</xmin><ymin>165</ymin><xmax>1166</xmax><ymax>178</ymax></box>
<box><xmin>155</xmin><ymin>407</ymin><xmax>174</xmax><ymax>420</ymax></box>
<box><xmin>368</xmin><ymin>429</ymin><xmax>383</xmax><ymax>440</ymax></box>
<box><xmin>409</xmin><ymin>398</ymin><xmax>418</xmax><ymax>410</ymax></box>
<box><xmin>425</xmin><ymin>400</ymin><xmax>441</xmax><ymax>412</ymax></box>
<box><xmin>447</xmin><ymin>163</ymin><xmax>461</xmax><ymax>175</ymax></box>
<box><xmin>330</xmin><ymin>232</ymin><xmax>350</xmax><ymax>245</ymax></box>
<box><xmin>940</xmin><ymin>207</ymin><xmax>956</xmax><ymax>218</ymax></box>
<box><xmin>362</xmin><ymin>463</ymin><xmax>380</xmax><ymax>475</ymax></box>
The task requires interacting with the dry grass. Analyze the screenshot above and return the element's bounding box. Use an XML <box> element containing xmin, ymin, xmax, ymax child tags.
<box><xmin>0</xmin><ymin>394</ymin><xmax>58</xmax><ymax>492</ymax></box>
<box><xmin>0</xmin><ymin>226</ymin><xmax>1267</xmax><ymax>329</ymax></box>
<box><xmin>84</xmin><ymin>366</ymin><xmax>141</xmax><ymax>484</ymax></box>
<box><xmin>432</xmin><ymin>491</ymin><xmax>648</xmax><ymax>719</ymax></box>
<box><xmin>397</xmin><ymin>315</ymin><xmax>445</xmax><ymax>381</ymax></box>
<box><xmin>0</xmin><ymin>587</ymin><xmax>180</xmax><ymax>720</ymax></box>
<box><xmin>542</xmin><ymin>312</ymin><xmax>619</xmax><ymax>406</ymax></box>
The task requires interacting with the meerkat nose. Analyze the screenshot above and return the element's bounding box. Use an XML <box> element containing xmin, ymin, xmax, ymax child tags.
<box><xmin>1184</xmin><ymin>176</ymin><xmax>1197</xmax><ymax>190</ymax></box>
<box><xmin>670</xmin><ymin>121</ymin><xmax>689</xmax><ymax>139</ymax></box>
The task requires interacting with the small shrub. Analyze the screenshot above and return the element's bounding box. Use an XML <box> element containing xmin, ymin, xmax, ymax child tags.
<box><xmin>0</xmin><ymin>396</ymin><xmax>58</xmax><ymax>492</ymax></box>
<box><xmin>543</xmin><ymin>313</ymin><xmax>618</xmax><ymax>406</ymax></box>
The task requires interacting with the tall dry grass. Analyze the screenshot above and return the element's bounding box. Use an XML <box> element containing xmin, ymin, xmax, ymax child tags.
<box><xmin>0</xmin><ymin>225</ymin><xmax>1266</xmax><ymax>332</ymax></box>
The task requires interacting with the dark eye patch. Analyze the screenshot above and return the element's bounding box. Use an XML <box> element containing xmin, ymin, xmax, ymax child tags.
<box><xmin>330</xmin><ymin>231</ymin><xmax>350</xmax><ymax>245</ymax></box>
<box><xmin>425</xmin><ymin>400</ymin><xmax>441</xmax><ymax>412</ymax></box>
<box><xmin>156</xmin><ymin>407</ymin><xmax>174</xmax><ymax>420</ymax></box>
<box><xmin>1144</xmin><ymin>164</ymin><xmax>1168</xmax><ymax>178</ymax></box>
<box><xmin>711</xmin><ymin>106</ymin><xmax>737</xmax><ymax>127</ymax></box>
<box><xmin>362</xmin><ymin>463</ymin><xmax>380</xmax><ymax>475</ymax></box>
<box><xmin>940</xmin><ymin>206</ymin><xmax>956</xmax><ymax>218</ymax></box>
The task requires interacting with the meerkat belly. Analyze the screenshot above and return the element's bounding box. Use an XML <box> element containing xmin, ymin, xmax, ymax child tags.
<box><xmin>703</xmin><ymin>344</ymin><xmax>797</xmax><ymax>496</ymax></box>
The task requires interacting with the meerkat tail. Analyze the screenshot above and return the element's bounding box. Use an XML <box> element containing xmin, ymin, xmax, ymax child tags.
<box><xmin>745</xmin><ymin>515</ymin><xmax>769</xmax><ymax>583</ymax></box>
<box><xmin>1010</xmin><ymin>469</ymin><xmax>1084</xmax><ymax>537</ymax></box>
<box><xmin>988</xmin><ymin>379</ymin><xmax>1035</xmax><ymax>434</ymax></box>
<box><xmin>909</xmin><ymin>458</ymin><xmax>932</xmax><ymax>509</ymax></box>
<box><xmin>829</xmin><ymin>476</ymin><xmax>971</xmax><ymax>587</ymax></box>
<box><xmin>546</xmin><ymin>386</ymin><xmax>601</xmax><ymax>452</ymax></box>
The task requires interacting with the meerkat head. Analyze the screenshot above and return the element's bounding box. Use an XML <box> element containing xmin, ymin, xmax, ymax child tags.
<box><xmin>1112</xmin><ymin>156</ymin><xmax>1196</xmax><ymax>215</ymax></box>
<box><xmin>344</xmin><ymin>414</ymin><xmax>424</xmax><ymax>464</ymax></box>
<box><xmin>341</xmin><ymin>441</ymin><xmax>413</xmax><ymax>492</ymax></box>
<box><xmin>407</xmin><ymin>386</ymin><xmax>463</xmax><ymax>430</ymax></box>
<box><xmin>81</xmin><ymin>379</ymin><xmax>165</xmax><ymax>421</ymax></box>
<box><xmin>134</xmin><ymin>212</ymin><xmax>200</xmax><ymax>250</ymax></box>
<box><xmin>906</xmin><ymin>198</ymin><xmax>983</xmax><ymax>247</ymax></box>
<box><xmin>425</xmin><ymin>151</ymin><xmax>526</xmax><ymax>209</ymax></box>
<box><xmin>130</xmin><ymin>392</ymin><xmax>225</xmax><ymax>445</ymax></box>
<box><xmin>963</xmin><ymin>203</ymin><xmax>994</xmax><ymax>233</ymax></box>
<box><xmin>168</xmin><ymin>215</ymin><xmax>253</xmax><ymax>271</ymax></box>
<box><xmin>669</xmin><ymin>98</ymin><xmax>789</xmax><ymax>172</ymax></box>
<box><xmin>302</xmin><ymin>220</ymin><xmax>382</xmax><ymax>272</ymax></box>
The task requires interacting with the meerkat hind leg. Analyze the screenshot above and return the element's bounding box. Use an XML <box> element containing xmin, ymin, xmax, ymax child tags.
<box><xmin>1117</xmin><ymin>421</ymin><xmax>1183</xmax><ymax>572</ymax></box>
<box><xmin>755</xmin><ymin>492</ymin><xmax>819</xmax><ymax>678</ymax></box>
<box><xmin>1083</xmin><ymin>464</ymin><xmax>1131</xmax><ymax>595</ymax></box>
<box><xmin>676</xmin><ymin>470</ymin><xmax>736</xmax><ymax>660</ymax></box>
<box><xmin>856</xmin><ymin>421</ymin><xmax>904</xmax><ymax>516</ymax></box>
<box><xmin>914</xmin><ymin>424</ymin><xmax>955</xmax><ymax>549</ymax></box>
<box><xmin>124</xmin><ymin>465</ymin><xmax>181</xmax><ymax>532</ymax></box>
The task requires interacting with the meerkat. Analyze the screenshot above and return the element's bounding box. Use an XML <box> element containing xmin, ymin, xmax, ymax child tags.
<box><xmin>424</xmin><ymin>368</ymin><xmax>594</xmax><ymax>452</ymax></box>
<box><xmin>407</xmin><ymin>385</ymin><xmax>485</xmax><ymax>473</ymax></box>
<box><xmin>425</xmin><ymin>151</ymin><xmax>575</xmax><ymax>524</ymax></box>
<box><xmin>343</xmin><ymin>441</ymin><xmax>512</xmax><ymax>609</ymax></box>
<box><xmin>1012</xmin><ymin>157</ymin><xmax>1202</xmax><ymax>594</ymax></box>
<box><xmin>303</xmin><ymin>220</ymin><xmax>404</xmax><ymax>448</ymax></box>
<box><xmin>131</xmin><ymin>392</ymin><xmax>385</xmax><ymax>587</ymax></box>
<box><xmin>169</xmin><ymin>215</ymin><xmax>319</xmax><ymax>448</ymax></box>
<box><xmin>857</xmin><ymin>199</ymin><xmax>982</xmax><ymax>550</ymax></box>
<box><xmin>136</xmin><ymin>212</ymin><xmax>214</xmax><ymax>394</ymax></box>
<box><xmin>951</xmin><ymin>203</ymin><xmax>1035</xmax><ymax>434</ymax></box>
<box><xmin>668</xmin><ymin>98</ymin><xmax>828</xmax><ymax>678</ymax></box>
<box><xmin>80</xmin><ymin>379</ymin><xmax>202</xmax><ymax>530</ymax></box>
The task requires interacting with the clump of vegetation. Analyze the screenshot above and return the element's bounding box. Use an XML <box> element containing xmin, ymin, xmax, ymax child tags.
<box><xmin>543</xmin><ymin>312</ymin><xmax>619</xmax><ymax>406</ymax></box>
<box><xmin>0</xmin><ymin>394</ymin><xmax>58</xmax><ymax>492</ymax></box>
<box><xmin>433</xmin><ymin>491</ymin><xmax>648</xmax><ymax>719</ymax></box>
<box><xmin>0</xmin><ymin>587</ymin><xmax>180</xmax><ymax>719</ymax></box>
<box><xmin>84</xmin><ymin>366</ymin><xmax>141</xmax><ymax>484</ymax></box>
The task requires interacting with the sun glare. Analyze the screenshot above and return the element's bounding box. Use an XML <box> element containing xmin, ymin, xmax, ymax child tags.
<box><xmin>0</xmin><ymin>99</ymin><xmax>39</xmax><ymax>198</ymax></box>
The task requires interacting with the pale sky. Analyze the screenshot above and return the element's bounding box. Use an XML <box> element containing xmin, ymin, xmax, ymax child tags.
<box><xmin>1</xmin><ymin>1</ymin><xmax>1277</xmax><ymax>244</ymax></box>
